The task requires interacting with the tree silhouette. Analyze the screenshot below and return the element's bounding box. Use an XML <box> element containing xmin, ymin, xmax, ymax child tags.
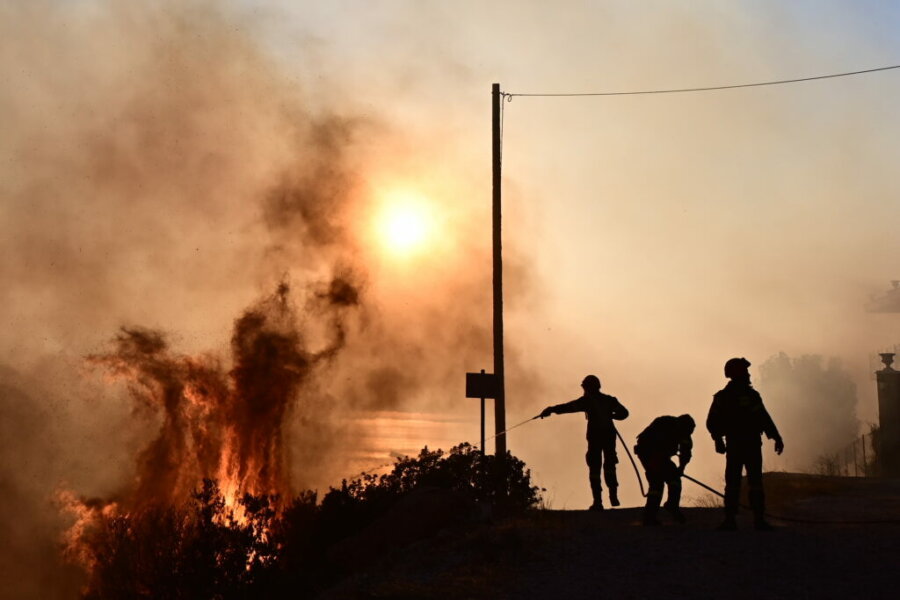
<box><xmin>758</xmin><ymin>353</ymin><xmax>858</xmax><ymax>471</ymax></box>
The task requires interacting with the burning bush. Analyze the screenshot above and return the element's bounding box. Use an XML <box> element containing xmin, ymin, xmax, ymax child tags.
<box><xmin>57</xmin><ymin>277</ymin><xmax>542</xmax><ymax>598</ymax></box>
<box><xmin>63</xmin><ymin>445</ymin><xmax>541</xmax><ymax>599</ymax></box>
<box><xmin>63</xmin><ymin>480</ymin><xmax>280</xmax><ymax>600</ymax></box>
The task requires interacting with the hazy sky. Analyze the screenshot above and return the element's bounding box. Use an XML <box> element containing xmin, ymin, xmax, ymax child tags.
<box><xmin>4</xmin><ymin>0</ymin><xmax>900</xmax><ymax>525</ymax></box>
<box><xmin>264</xmin><ymin>0</ymin><xmax>900</xmax><ymax>505</ymax></box>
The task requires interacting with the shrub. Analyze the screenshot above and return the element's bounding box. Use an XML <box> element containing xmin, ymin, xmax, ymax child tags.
<box><xmin>320</xmin><ymin>442</ymin><xmax>541</xmax><ymax>521</ymax></box>
<box><xmin>71</xmin><ymin>445</ymin><xmax>542</xmax><ymax>598</ymax></box>
<box><xmin>77</xmin><ymin>480</ymin><xmax>278</xmax><ymax>600</ymax></box>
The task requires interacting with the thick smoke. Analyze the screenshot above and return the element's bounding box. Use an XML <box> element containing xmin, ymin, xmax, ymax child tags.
<box><xmin>0</xmin><ymin>1</ymin><xmax>504</xmax><ymax>597</ymax></box>
<box><xmin>8</xmin><ymin>1</ymin><xmax>897</xmax><ymax>595</ymax></box>
<box><xmin>0</xmin><ymin>370</ymin><xmax>83</xmax><ymax>599</ymax></box>
<box><xmin>758</xmin><ymin>352</ymin><xmax>859</xmax><ymax>471</ymax></box>
<box><xmin>80</xmin><ymin>280</ymin><xmax>359</xmax><ymax>510</ymax></box>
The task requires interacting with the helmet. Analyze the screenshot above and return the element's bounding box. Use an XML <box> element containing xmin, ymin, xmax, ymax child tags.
<box><xmin>724</xmin><ymin>357</ymin><xmax>751</xmax><ymax>379</ymax></box>
<box><xmin>581</xmin><ymin>374</ymin><xmax>601</xmax><ymax>391</ymax></box>
<box><xmin>677</xmin><ymin>414</ymin><xmax>696</xmax><ymax>432</ymax></box>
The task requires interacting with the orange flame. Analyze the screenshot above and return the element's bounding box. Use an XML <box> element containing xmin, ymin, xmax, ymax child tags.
<box><xmin>60</xmin><ymin>281</ymin><xmax>359</xmax><ymax>582</ymax></box>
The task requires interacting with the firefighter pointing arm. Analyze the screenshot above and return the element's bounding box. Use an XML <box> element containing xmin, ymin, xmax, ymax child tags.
<box><xmin>539</xmin><ymin>374</ymin><xmax>628</xmax><ymax>510</ymax></box>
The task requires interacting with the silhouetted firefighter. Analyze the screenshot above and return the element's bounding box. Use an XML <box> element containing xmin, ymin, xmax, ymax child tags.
<box><xmin>707</xmin><ymin>357</ymin><xmax>784</xmax><ymax>530</ymax></box>
<box><xmin>634</xmin><ymin>414</ymin><xmax>695</xmax><ymax>525</ymax></box>
<box><xmin>540</xmin><ymin>375</ymin><xmax>628</xmax><ymax>510</ymax></box>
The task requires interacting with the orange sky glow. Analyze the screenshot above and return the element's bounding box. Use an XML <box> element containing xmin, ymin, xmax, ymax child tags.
<box><xmin>4</xmin><ymin>0</ymin><xmax>900</xmax><ymax>533</ymax></box>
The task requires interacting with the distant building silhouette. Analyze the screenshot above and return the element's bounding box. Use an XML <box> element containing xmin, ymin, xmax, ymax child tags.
<box><xmin>876</xmin><ymin>353</ymin><xmax>900</xmax><ymax>476</ymax></box>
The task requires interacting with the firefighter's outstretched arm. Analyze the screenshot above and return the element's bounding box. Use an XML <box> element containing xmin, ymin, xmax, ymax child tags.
<box><xmin>540</xmin><ymin>397</ymin><xmax>585</xmax><ymax>418</ymax></box>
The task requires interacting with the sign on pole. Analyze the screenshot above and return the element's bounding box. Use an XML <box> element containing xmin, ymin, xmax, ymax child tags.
<box><xmin>466</xmin><ymin>370</ymin><xmax>498</xmax><ymax>454</ymax></box>
<box><xmin>466</xmin><ymin>371</ymin><xmax>499</xmax><ymax>399</ymax></box>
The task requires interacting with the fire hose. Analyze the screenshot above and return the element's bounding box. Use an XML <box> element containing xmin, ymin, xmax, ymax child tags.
<box><xmin>486</xmin><ymin>418</ymin><xmax>650</xmax><ymax>498</ymax></box>
<box><xmin>677</xmin><ymin>471</ymin><xmax>900</xmax><ymax>524</ymax></box>
<box><xmin>482</xmin><ymin>415</ymin><xmax>540</xmax><ymax>444</ymax></box>
<box><xmin>617</xmin><ymin>426</ymin><xmax>900</xmax><ymax>524</ymax></box>
<box><xmin>616</xmin><ymin>425</ymin><xmax>900</xmax><ymax>525</ymax></box>
<box><xmin>354</xmin><ymin>416</ymin><xmax>900</xmax><ymax>524</ymax></box>
<box><xmin>615</xmin><ymin>426</ymin><xmax>647</xmax><ymax>498</ymax></box>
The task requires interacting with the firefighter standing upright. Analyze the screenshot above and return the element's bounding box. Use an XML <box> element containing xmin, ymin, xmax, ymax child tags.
<box><xmin>707</xmin><ymin>357</ymin><xmax>784</xmax><ymax>530</ymax></box>
<box><xmin>634</xmin><ymin>414</ymin><xmax>695</xmax><ymax>525</ymax></box>
<box><xmin>539</xmin><ymin>374</ymin><xmax>628</xmax><ymax>510</ymax></box>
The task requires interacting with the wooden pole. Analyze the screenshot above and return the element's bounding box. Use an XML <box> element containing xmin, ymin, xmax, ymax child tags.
<box><xmin>492</xmin><ymin>83</ymin><xmax>507</xmax><ymax>456</ymax></box>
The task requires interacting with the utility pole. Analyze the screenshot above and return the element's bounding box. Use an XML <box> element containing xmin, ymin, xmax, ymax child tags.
<box><xmin>492</xmin><ymin>83</ymin><xmax>507</xmax><ymax>456</ymax></box>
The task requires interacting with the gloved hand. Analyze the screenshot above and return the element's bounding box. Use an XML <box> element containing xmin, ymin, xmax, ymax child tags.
<box><xmin>678</xmin><ymin>463</ymin><xmax>687</xmax><ymax>475</ymax></box>
<box><xmin>774</xmin><ymin>438</ymin><xmax>784</xmax><ymax>455</ymax></box>
<box><xmin>539</xmin><ymin>407</ymin><xmax>554</xmax><ymax>419</ymax></box>
<box><xmin>714</xmin><ymin>437</ymin><xmax>726</xmax><ymax>454</ymax></box>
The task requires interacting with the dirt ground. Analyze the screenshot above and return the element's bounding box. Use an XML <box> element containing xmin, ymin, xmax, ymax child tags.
<box><xmin>323</xmin><ymin>474</ymin><xmax>900</xmax><ymax>599</ymax></box>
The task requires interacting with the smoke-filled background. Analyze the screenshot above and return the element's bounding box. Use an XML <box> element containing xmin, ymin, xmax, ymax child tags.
<box><xmin>3</xmin><ymin>1</ymin><xmax>900</xmax><ymax>597</ymax></box>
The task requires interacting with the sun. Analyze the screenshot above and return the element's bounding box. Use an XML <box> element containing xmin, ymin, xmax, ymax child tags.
<box><xmin>375</xmin><ymin>193</ymin><xmax>433</xmax><ymax>256</ymax></box>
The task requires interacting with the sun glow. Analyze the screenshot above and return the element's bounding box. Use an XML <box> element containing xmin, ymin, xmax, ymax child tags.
<box><xmin>375</xmin><ymin>192</ymin><xmax>433</xmax><ymax>255</ymax></box>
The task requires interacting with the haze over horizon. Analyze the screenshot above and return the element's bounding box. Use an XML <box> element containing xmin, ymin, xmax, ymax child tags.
<box><xmin>3</xmin><ymin>2</ymin><xmax>900</xmax><ymax>595</ymax></box>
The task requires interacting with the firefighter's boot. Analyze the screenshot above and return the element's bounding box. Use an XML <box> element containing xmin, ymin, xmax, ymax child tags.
<box><xmin>749</xmin><ymin>488</ymin><xmax>772</xmax><ymax>530</ymax></box>
<box><xmin>664</xmin><ymin>478</ymin><xmax>685</xmax><ymax>522</ymax></box>
<box><xmin>717</xmin><ymin>512</ymin><xmax>738</xmax><ymax>531</ymax></box>
<box><xmin>589</xmin><ymin>473</ymin><xmax>604</xmax><ymax>511</ymax></box>
<box><xmin>664</xmin><ymin>501</ymin><xmax>686</xmax><ymax>524</ymax></box>
<box><xmin>609</xmin><ymin>486</ymin><xmax>620</xmax><ymax>507</ymax></box>
<box><xmin>643</xmin><ymin>493</ymin><xmax>662</xmax><ymax>526</ymax></box>
<box><xmin>753</xmin><ymin>507</ymin><xmax>774</xmax><ymax>531</ymax></box>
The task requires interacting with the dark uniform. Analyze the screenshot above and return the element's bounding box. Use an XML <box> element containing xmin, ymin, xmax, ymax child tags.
<box><xmin>707</xmin><ymin>357</ymin><xmax>784</xmax><ymax>530</ymax></box>
<box><xmin>541</xmin><ymin>375</ymin><xmax>628</xmax><ymax>510</ymax></box>
<box><xmin>635</xmin><ymin>414</ymin><xmax>694</xmax><ymax>525</ymax></box>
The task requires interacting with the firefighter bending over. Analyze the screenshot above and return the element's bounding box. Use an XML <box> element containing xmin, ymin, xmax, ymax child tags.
<box><xmin>539</xmin><ymin>374</ymin><xmax>629</xmax><ymax>511</ymax></box>
<box><xmin>707</xmin><ymin>357</ymin><xmax>784</xmax><ymax>531</ymax></box>
<box><xmin>634</xmin><ymin>414</ymin><xmax>695</xmax><ymax>526</ymax></box>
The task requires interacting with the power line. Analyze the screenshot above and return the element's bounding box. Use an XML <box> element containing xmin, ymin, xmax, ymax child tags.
<box><xmin>504</xmin><ymin>63</ymin><xmax>900</xmax><ymax>99</ymax></box>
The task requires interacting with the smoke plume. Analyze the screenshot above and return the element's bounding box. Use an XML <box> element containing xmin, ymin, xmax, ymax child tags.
<box><xmin>0</xmin><ymin>1</ymin><xmax>505</xmax><ymax>597</ymax></box>
<box><xmin>80</xmin><ymin>280</ymin><xmax>358</xmax><ymax>511</ymax></box>
<box><xmin>9</xmin><ymin>1</ymin><xmax>899</xmax><ymax>594</ymax></box>
<box><xmin>758</xmin><ymin>352</ymin><xmax>859</xmax><ymax>471</ymax></box>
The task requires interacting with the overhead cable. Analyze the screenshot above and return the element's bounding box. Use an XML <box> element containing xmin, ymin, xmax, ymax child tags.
<box><xmin>504</xmin><ymin>63</ymin><xmax>900</xmax><ymax>99</ymax></box>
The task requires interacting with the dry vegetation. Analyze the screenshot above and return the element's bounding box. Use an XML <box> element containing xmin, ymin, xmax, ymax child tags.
<box><xmin>64</xmin><ymin>444</ymin><xmax>540</xmax><ymax>599</ymax></box>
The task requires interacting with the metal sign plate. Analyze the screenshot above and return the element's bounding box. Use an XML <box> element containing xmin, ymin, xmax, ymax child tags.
<box><xmin>466</xmin><ymin>371</ymin><xmax>498</xmax><ymax>399</ymax></box>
